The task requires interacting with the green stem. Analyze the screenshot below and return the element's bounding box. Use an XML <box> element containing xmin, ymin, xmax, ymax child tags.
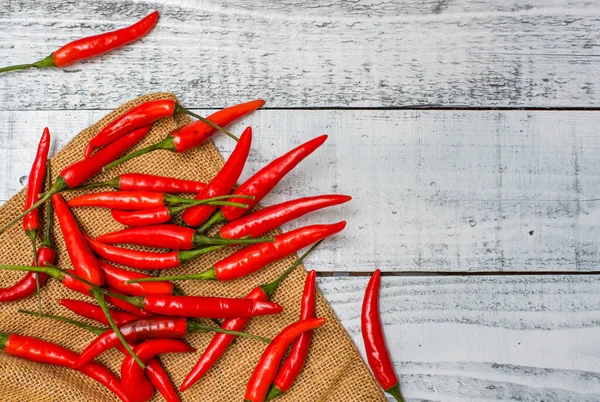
<box><xmin>187</xmin><ymin>321</ymin><xmax>270</xmax><ymax>343</ymax></box>
<box><xmin>196</xmin><ymin>210</ymin><xmax>226</xmax><ymax>234</ymax></box>
<box><xmin>0</xmin><ymin>332</ymin><xmax>8</xmax><ymax>350</ymax></box>
<box><xmin>260</xmin><ymin>240</ymin><xmax>323</xmax><ymax>298</ymax></box>
<box><xmin>177</xmin><ymin>245</ymin><xmax>227</xmax><ymax>264</ymax></box>
<box><xmin>103</xmin><ymin>137</ymin><xmax>175</xmax><ymax>171</ymax></box>
<box><xmin>18</xmin><ymin>310</ymin><xmax>106</xmax><ymax>336</ymax></box>
<box><xmin>169</xmin><ymin>201</ymin><xmax>247</xmax><ymax>215</ymax></box>
<box><xmin>176</xmin><ymin>104</ymin><xmax>239</xmax><ymax>141</ymax></box>
<box><xmin>192</xmin><ymin>234</ymin><xmax>274</xmax><ymax>248</ymax></box>
<box><xmin>265</xmin><ymin>385</ymin><xmax>284</xmax><ymax>401</ymax></box>
<box><xmin>385</xmin><ymin>384</ymin><xmax>405</xmax><ymax>402</ymax></box>
<box><xmin>0</xmin><ymin>63</ymin><xmax>36</xmax><ymax>73</ymax></box>
<box><xmin>164</xmin><ymin>193</ymin><xmax>253</xmax><ymax>207</ymax></box>
<box><xmin>92</xmin><ymin>288</ymin><xmax>145</xmax><ymax>369</ymax></box>
<box><xmin>0</xmin><ymin>54</ymin><xmax>56</xmax><ymax>74</ymax></box>
<box><xmin>127</xmin><ymin>266</ymin><xmax>218</xmax><ymax>284</ymax></box>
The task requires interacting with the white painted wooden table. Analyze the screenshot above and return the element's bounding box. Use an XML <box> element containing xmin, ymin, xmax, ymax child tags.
<box><xmin>2</xmin><ymin>1</ymin><xmax>600</xmax><ymax>400</ymax></box>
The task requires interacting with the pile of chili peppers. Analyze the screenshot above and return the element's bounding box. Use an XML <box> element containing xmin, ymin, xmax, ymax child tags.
<box><xmin>0</xmin><ymin>12</ymin><xmax>404</xmax><ymax>399</ymax></box>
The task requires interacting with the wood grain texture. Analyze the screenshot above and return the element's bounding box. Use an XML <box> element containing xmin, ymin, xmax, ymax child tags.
<box><xmin>318</xmin><ymin>275</ymin><xmax>600</xmax><ymax>401</ymax></box>
<box><xmin>1</xmin><ymin>109</ymin><xmax>599</xmax><ymax>272</ymax></box>
<box><xmin>2</xmin><ymin>0</ymin><xmax>600</xmax><ymax>109</ymax></box>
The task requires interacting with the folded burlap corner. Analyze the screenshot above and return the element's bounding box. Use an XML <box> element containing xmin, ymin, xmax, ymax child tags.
<box><xmin>0</xmin><ymin>93</ymin><xmax>386</xmax><ymax>401</ymax></box>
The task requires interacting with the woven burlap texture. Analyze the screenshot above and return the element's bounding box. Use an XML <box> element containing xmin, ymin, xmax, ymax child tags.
<box><xmin>0</xmin><ymin>93</ymin><xmax>386</xmax><ymax>402</ymax></box>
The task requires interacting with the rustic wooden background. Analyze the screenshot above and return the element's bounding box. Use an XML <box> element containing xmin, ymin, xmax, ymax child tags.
<box><xmin>2</xmin><ymin>0</ymin><xmax>600</xmax><ymax>400</ymax></box>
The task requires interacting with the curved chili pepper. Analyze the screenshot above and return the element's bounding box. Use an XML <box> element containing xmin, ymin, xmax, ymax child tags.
<box><xmin>76</xmin><ymin>173</ymin><xmax>206</xmax><ymax>193</ymax></box>
<box><xmin>0</xmin><ymin>11</ymin><xmax>158</xmax><ymax>74</ymax></box>
<box><xmin>132</xmin><ymin>222</ymin><xmax>346</xmax><ymax>283</ymax></box>
<box><xmin>0</xmin><ymin>333</ymin><xmax>130</xmax><ymax>402</ymax></box>
<box><xmin>180</xmin><ymin>242</ymin><xmax>321</xmax><ymax>392</ymax></box>
<box><xmin>52</xmin><ymin>194</ymin><xmax>104</xmax><ymax>286</ymax></box>
<box><xmin>220</xmin><ymin>194</ymin><xmax>352</xmax><ymax>240</ymax></box>
<box><xmin>100</xmin><ymin>261</ymin><xmax>174</xmax><ymax>296</ymax></box>
<box><xmin>182</xmin><ymin>127</ymin><xmax>252</xmax><ymax>227</ymax></box>
<box><xmin>60</xmin><ymin>299</ymin><xmax>138</xmax><ymax>327</ymax></box>
<box><xmin>0</xmin><ymin>125</ymin><xmax>151</xmax><ymax>235</ymax></box>
<box><xmin>74</xmin><ymin>316</ymin><xmax>271</xmax><ymax>369</ymax></box>
<box><xmin>267</xmin><ymin>270</ymin><xmax>317</xmax><ymax>400</ymax></box>
<box><xmin>110</xmin><ymin>206</ymin><xmax>186</xmax><ymax>227</ymax></box>
<box><xmin>197</xmin><ymin>135</ymin><xmax>328</xmax><ymax>233</ymax></box>
<box><xmin>104</xmin><ymin>100</ymin><xmax>264</xmax><ymax>170</ymax></box>
<box><xmin>97</xmin><ymin>224</ymin><xmax>274</xmax><ymax>250</ymax></box>
<box><xmin>244</xmin><ymin>318</ymin><xmax>327</xmax><ymax>402</ymax></box>
<box><xmin>121</xmin><ymin>339</ymin><xmax>194</xmax><ymax>402</ymax></box>
<box><xmin>362</xmin><ymin>269</ymin><xmax>404</xmax><ymax>401</ymax></box>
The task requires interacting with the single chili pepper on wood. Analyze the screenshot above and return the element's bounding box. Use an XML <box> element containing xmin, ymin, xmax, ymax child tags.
<box><xmin>362</xmin><ymin>269</ymin><xmax>404</xmax><ymax>401</ymax></box>
<box><xmin>0</xmin><ymin>125</ymin><xmax>151</xmax><ymax>235</ymax></box>
<box><xmin>60</xmin><ymin>299</ymin><xmax>138</xmax><ymax>327</ymax></box>
<box><xmin>86</xmin><ymin>98</ymin><xmax>237</xmax><ymax>157</ymax></box>
<box><xmin>0</xmin><ymin>11</ymin><xmax>159</xmax><ymax>74</ymax></box>
<box><xmin>131</xmin><ymin>221</ymin><xmax>345</xmax><ymax>283</ymax></box>
<box><xmin>180</xmin><ymin>241</ymin><xmax>321</xmax><ymax>392</ymax></box>
<box><xmin>75</xmin><ymin>316</ymin><xmax>271</xmax><ymax>369</ymax></box>
<box><xmin>97</xmin><ymin>224</ymin><xmax>275</xmax><ymax>250</ymax></box>
<box><xmin>245</xmin><ymin>318</ymin><xmax>327</xmax><ymax>402</ymax></box>
<box><xmin>0</xmin><ymin>332</ymin><xmax>130</xmax><ymax>402</ymax></box>
<box><xmin>74</xmin><ymin>173</ymin><xmax>206</xmax><ymax>193</ymax></box>
<box><xmin>219</xmin><ymin>194</ymin><xmax>352</xmax><ymax>240</ymax></box>
<box><xmin>100</xmin><ymin>261</ymin><xmax>174</xmax><ymax>296</ymax></box>
<box><xmin>197</xmin><ymin>135</ymin><xmax>328</xmax><ymax>233</ymax></box>
<box><xmin>266</xmin><ymin>270</ymin><xmax>317</xmax><ymax>400</ymax></box>
<box><xmin>182</xmin><ymin>127</ymin><xmax>253</xmax><ymax>227</ymax></box>
<box><xmin>121</xmin><ymin>339</ymin><xmax>194</xmax><ymax>402</ymax></box>
<box><xmin>104</xmin><ymin>100</ymin><xmax>264</xmax><ymax>170</ymax></box>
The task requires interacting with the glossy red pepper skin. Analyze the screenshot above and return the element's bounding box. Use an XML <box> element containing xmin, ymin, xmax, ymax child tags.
<box><xmin>53</xmin><ymin>11</ymin><xmax>159</xmax><ymax>68</ymax></box>
<box><xmin>0</xmin><ymin>333</ymin><xmax>130</xmax><ymax>402</ymax></box>
<box><xmin>270</xmin><ymin>271</ymin><xmax>317</xmax><ymax>397</ymax></box>
<box><xmin>68</xmin><ymin>191</ymin><xmax>167</xmax><ymax>210</ymax></box>
<box><xmin>98</xmin><ymin>224</ymin><xmax>195</xmax><ymax>250</ymax></box>
<box><xmin>51</xmin><ymin>194</ymin><xmax>104</xmax><ymax>286</ymax></box>
<box><xmin>222</xmin><ymin>135</ymin><xmax>327</xmax><ymax>222</ymax></box>
<box><xmin>100</xmin><ymin>261</ymin><xmax>174</xmax><ymax>296</ymax></box>
<box><xmin>84</xmin><ymin>99</ymin><xmax>174</xmax><ymax>157</ymax></box>
<box><xmin>111</xmin><ymin>207</ymin><xmax>172</xmax><ymax>226</ymax></box>
<box><xmin>220</xmin><ymin>194</ymin><xmax>352</xmax><ymax>240</ymax></box>
<box><xmin>182</xmin><ymin>127</ymin><xmax>252</xmax><ymax>227</ymax></box>
<box><xmin>244</xmin><ymin>318</ymin><xmax>326</xmax><ymax>402</ymax></box>
<box><xmin>214</xmin><ymin>221</ymin><xmax>346</xmax><ymax>281</ymax></box>
<box><xmin>121</xmin><ymin>339</ymin><xmax>194</xmax><ymax>402</ymax></box>
<box><xmin>60</xmin><ymin>125</ymin><xmax>152</xmax><ymax>189</ymax></box>
<box><xmin>117</xmin><ymin>173</ymin><xmax>205</xmax><ymax>193</ymax></box>
<box><xmin>362</xmin><ymin>269</ymin><xmax>403</xmax><ymax>401</ymax></box>
<box><xmin>23</xmin><ymin>128</ymin><xmax>50</xmax><ymax>235</ymax></box>
<box><xmin>60</xmin><ymin>299</ymin><xmax>138</xmax><ymax>327</ymax></box>
<box><xmin>172</xmin><ymin>100</ymin><xmax>264</xmax><ymax>152</ymax></box>
<box><xmin>0</xmin><ymin>246</ymin><xmax>53</xmax><ymax>302</ymax></box>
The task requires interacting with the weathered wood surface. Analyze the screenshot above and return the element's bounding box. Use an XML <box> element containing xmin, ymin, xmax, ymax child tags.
<box><xmin>1</xmin><ymin>109</ymin><xmax>599</xmax><ymax>272</ymax></box>
<box><xmin>319</xmin><ymin>275</ymin><xmax>600</xmax><ymax>401</ymax></box>
<box><xmin>2</xmin><ymin>0</ymin><xmax>600</xmax><ymax>109</ymax></box>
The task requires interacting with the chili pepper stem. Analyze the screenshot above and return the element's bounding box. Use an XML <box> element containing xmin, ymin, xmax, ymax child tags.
<box><xmin>0</xmin><ymin>177</ymin><xmax>68</xmax><ymax>236</ymax></box>
<box><xmin>103</xmin><ymin>137</ymin><xmax>175</xmax><ymax>171</ymax></box>
<box><xmin>175</xmin><ymin>104</ymin><xmax>239</xmax><ymax>141</ymax></box>
<box><xmin>196</xmin><ymin>211</ymin><xmax>226</xmax><ymax>234</ymax></box>
<box><xmin>386</xmin><ymin>384</ymin><xmax>405</xmax><ymax>402</ymax></box>
<box><xmin>127</xmin><ymin>267</ymin><xmax>217</xmax><ymax>284</ymax></box>
<box><xmin>187</xmin><ymin>321</ymin><xmax>271</xmax><ymax>343</ymax></box>
<box><xmin>0</xmin><ymin>55</ymin><xmax>55</xmax><ymax>73</ymax></box>
<box><xmin>18</xmin><ymin>310</ymin><xmax>106</xmax><ymax>336</ymax></box>
<box><xmin>265</xmin><ymin>385</ymin><xmax>284</xmax><ymax>401</ymax></box>
<box><xmin>193</xmin><ymin>235</ymin><xmax>274</xmax><ymax>248</ymax></box>
<box><xmin>163</xmin><ymin>193</ymin><xmax>253</xmax><ymax>208</ymax></box>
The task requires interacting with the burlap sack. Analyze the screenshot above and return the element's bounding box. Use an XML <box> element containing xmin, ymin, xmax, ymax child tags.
<box><xmin>0</xmin><ymin>93</ymin><xmax>386</xmax><ymax>401</ymax></box>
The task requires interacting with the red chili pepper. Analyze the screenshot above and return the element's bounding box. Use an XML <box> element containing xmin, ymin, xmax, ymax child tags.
<box><xmin>182</xmin><ymin>127</ymin><xmax>253</xmax><ymax>227</ymax></box>
<box><xmin>132</xmin><ymin>222</ymin><xmax>345</xmax><ymax>283</ymax></box>
<box><xmin>76</xmin><ymin>173</ymin><xmax>206</xmax><ymax>193</ymax></box>
<box><xmin>1</xmin><ymin>125</ymin><xmax>151</xmax><ymax>235</ymax></box>
<box><xmin>74</xmin><ymin>316</ymin><xmax>271</xmax><ymax>369</ymax></box>
<box><xmin>180</xmin><ymin>242</ymin><xmax>321</xmax><ymax>392</ymax></box>
<box><xmin>0</xmin><ymin>333</ymin><xmax>131</xmax><ymax>402</ymax></box>
<box><xmin>23</xmin><ymin>128</ymin><xmax>51</xmax><ymax>256</ymax></box>
<box><xmin>121</xmin><ymin>339</ymin><xmax>195</xmax><ymax>402</ymax></box>
<box><xmin>97</xmin><ymin>224</ymin><xmax>274</xmax><ymax>250</ymax></box>
<box><xmin>245</xmin><ymin>318</ymin><xmax>327</xmax><ymax>402</ymax></box>
<box><xmin>267</xmin><ymin>270</ymin><xmax>317</xmax><ymax>400</ymax></box>
<box><xmin>104</xmin><ymin>100</ymin><xmax>264</xmax><ymax>170</ymax></box>
<box><xmin>60</xmin><ymin>299</ymin><xmax>138</xmax><ymax>327</ymax></box>
<box><xmin>197</xmin><ymin>135</ymin><xmax>328</xmax><ymax>233</ymax></box>
<box><xmin>100</xmin><ymin>261</ymin><xmax>174</xmax><ymax>296</ymax></box>
<box><xmin>0</xmin><ymin>11</ymin><xmax>159</xmax><ymax>74</ymax></box>
<box><xmin>362</xmin><ymin>269</ymin><xmax>404</xmax><ymax>401</ymax></box>
<box><xmin>86</xmin><ymin>98</ymin><xmax>236</xmax><ymax>157</ymax></box>
<box><xmin>220</xmin><ymin>194</ymin><xmax>352</xmax><ymax>240</ymax></box>
<box><xmin>51</xmin><ymin>194</ymin><xmax>104</xmax><ymax>286</ymax></box>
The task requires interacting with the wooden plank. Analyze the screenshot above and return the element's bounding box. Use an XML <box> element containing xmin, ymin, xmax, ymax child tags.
<box><xmin>1</xmin><ymin>109</ymin><xmax>599</xmax><ymax>272</ymax></box>
<box><xmin>2</xmin><ymin>0</ymin><xmax>600</xmax><ymax>109</ymax></box>
<box><xmin>318</xmin><ymin>275</ymin><xmax>600</xmax><ymax>401</ymax></box>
